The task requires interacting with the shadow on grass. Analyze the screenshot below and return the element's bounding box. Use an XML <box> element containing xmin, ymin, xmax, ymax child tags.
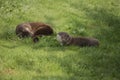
<box><xmin>85</xmin><ymin>7</ymin><xmax>120</xmax><ymax>43</ymax></box>
<box><xmin>74</xmin><ymin>7</ymin><xmax>120</xmax><ymax>79</ymax></box>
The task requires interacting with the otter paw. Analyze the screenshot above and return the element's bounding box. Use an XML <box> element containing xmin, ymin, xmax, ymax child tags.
<box><xmin>33</xmin><ymin>37</ymin><xmax>39</xmax><ymax>43</ymax></box>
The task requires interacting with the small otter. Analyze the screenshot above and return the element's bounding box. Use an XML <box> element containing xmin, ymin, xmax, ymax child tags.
<box><xmin>16</xmin><ymin>22</ymin><xmax>53</xmax><ymax>42</ymax></box>
<box><xmin>57</xmin><ymin>32</ymin><xmax>99</xmax><ymax>47</ymax></box>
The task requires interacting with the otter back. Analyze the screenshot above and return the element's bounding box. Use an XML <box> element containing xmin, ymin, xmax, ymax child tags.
<box><xmin>71</xmin><ymin>37</ymin><xmax>99</xmax><ymax>47</ymax></box>
<box><xmin>57</xmin><ymin>32</ymin><xmax>99</xmax><ymax>47</ymax></box>
<box><xmin>16</xmin><ymin>22</ymin><xmax>54</xmax><ymax>42</ymax></box>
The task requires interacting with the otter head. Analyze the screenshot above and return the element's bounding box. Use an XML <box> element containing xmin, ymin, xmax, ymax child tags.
<box><xmin>16</xmin><ymin>23</ymin><xmax>34</xmax><ymax>38</ymax></box>
<box><xmin>57</xmin><ymin>32</ymin><xmax>72</xmax><ymax>45</ymax></box>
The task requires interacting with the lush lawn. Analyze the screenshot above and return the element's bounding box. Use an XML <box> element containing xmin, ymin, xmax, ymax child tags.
<box><xmin>0</xmin><ymin>0</ymin><xmax>120</xmax><ymax>80</ymax></box>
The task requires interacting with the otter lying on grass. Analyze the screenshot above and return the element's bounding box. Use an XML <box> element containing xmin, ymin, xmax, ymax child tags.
<box><xmin>16</xmin><ymin>22</ymin><xmax>53</xmax><ymax>42</ymax></box>
<box><xmin>57</xmin><ymin>32</ymin><xmax>99</xmax><ymax>47</ymax></box>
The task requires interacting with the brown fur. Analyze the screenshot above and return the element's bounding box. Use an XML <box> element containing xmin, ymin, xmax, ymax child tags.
<box><xmin>16</xmin><ymin>22</ymin><xmax>53</xmax><ymax>42</ymax></box>
<box><xmin>57</xmin><ymin>32</ymin><xmax>99</xmax><ymax>47</ymax></box>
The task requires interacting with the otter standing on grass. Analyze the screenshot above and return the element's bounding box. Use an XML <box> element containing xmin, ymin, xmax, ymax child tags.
<box><xmin>57</xmin><ymin>32</ymin><xmax>99</xmax><ymax>47</ymax></box>
<box><xmin>16</xmin><ymin>22</ymin><xmax>53</xmax><ymax>42</ymax></box>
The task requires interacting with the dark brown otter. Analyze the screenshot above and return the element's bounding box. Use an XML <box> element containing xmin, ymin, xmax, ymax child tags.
<box><xmin>16</xmin><ymin>22</ymin><xmax>53</xmax><ymax>42</ymax></box>
<box><xmin>57</xmin><ymin>32</ymin><xmax>99</xmax><ymax>47</ymax></box>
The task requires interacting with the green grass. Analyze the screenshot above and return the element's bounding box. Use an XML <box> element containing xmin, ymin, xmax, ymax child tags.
<box><xmin>0</xmin><ymin>0</ymin><xmax>120</xmax><ymax>80</ymax></box>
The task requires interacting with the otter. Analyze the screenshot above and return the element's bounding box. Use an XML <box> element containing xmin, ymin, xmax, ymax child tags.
<box><xmin>57</xmin><ymin>32</ymin><xmax>99</xmax><ymax>47</ymax></box>
<box><xmin>16</xmin><ymin>22</ymin><xmax>53</xmax><ymax>42</ymax></box>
